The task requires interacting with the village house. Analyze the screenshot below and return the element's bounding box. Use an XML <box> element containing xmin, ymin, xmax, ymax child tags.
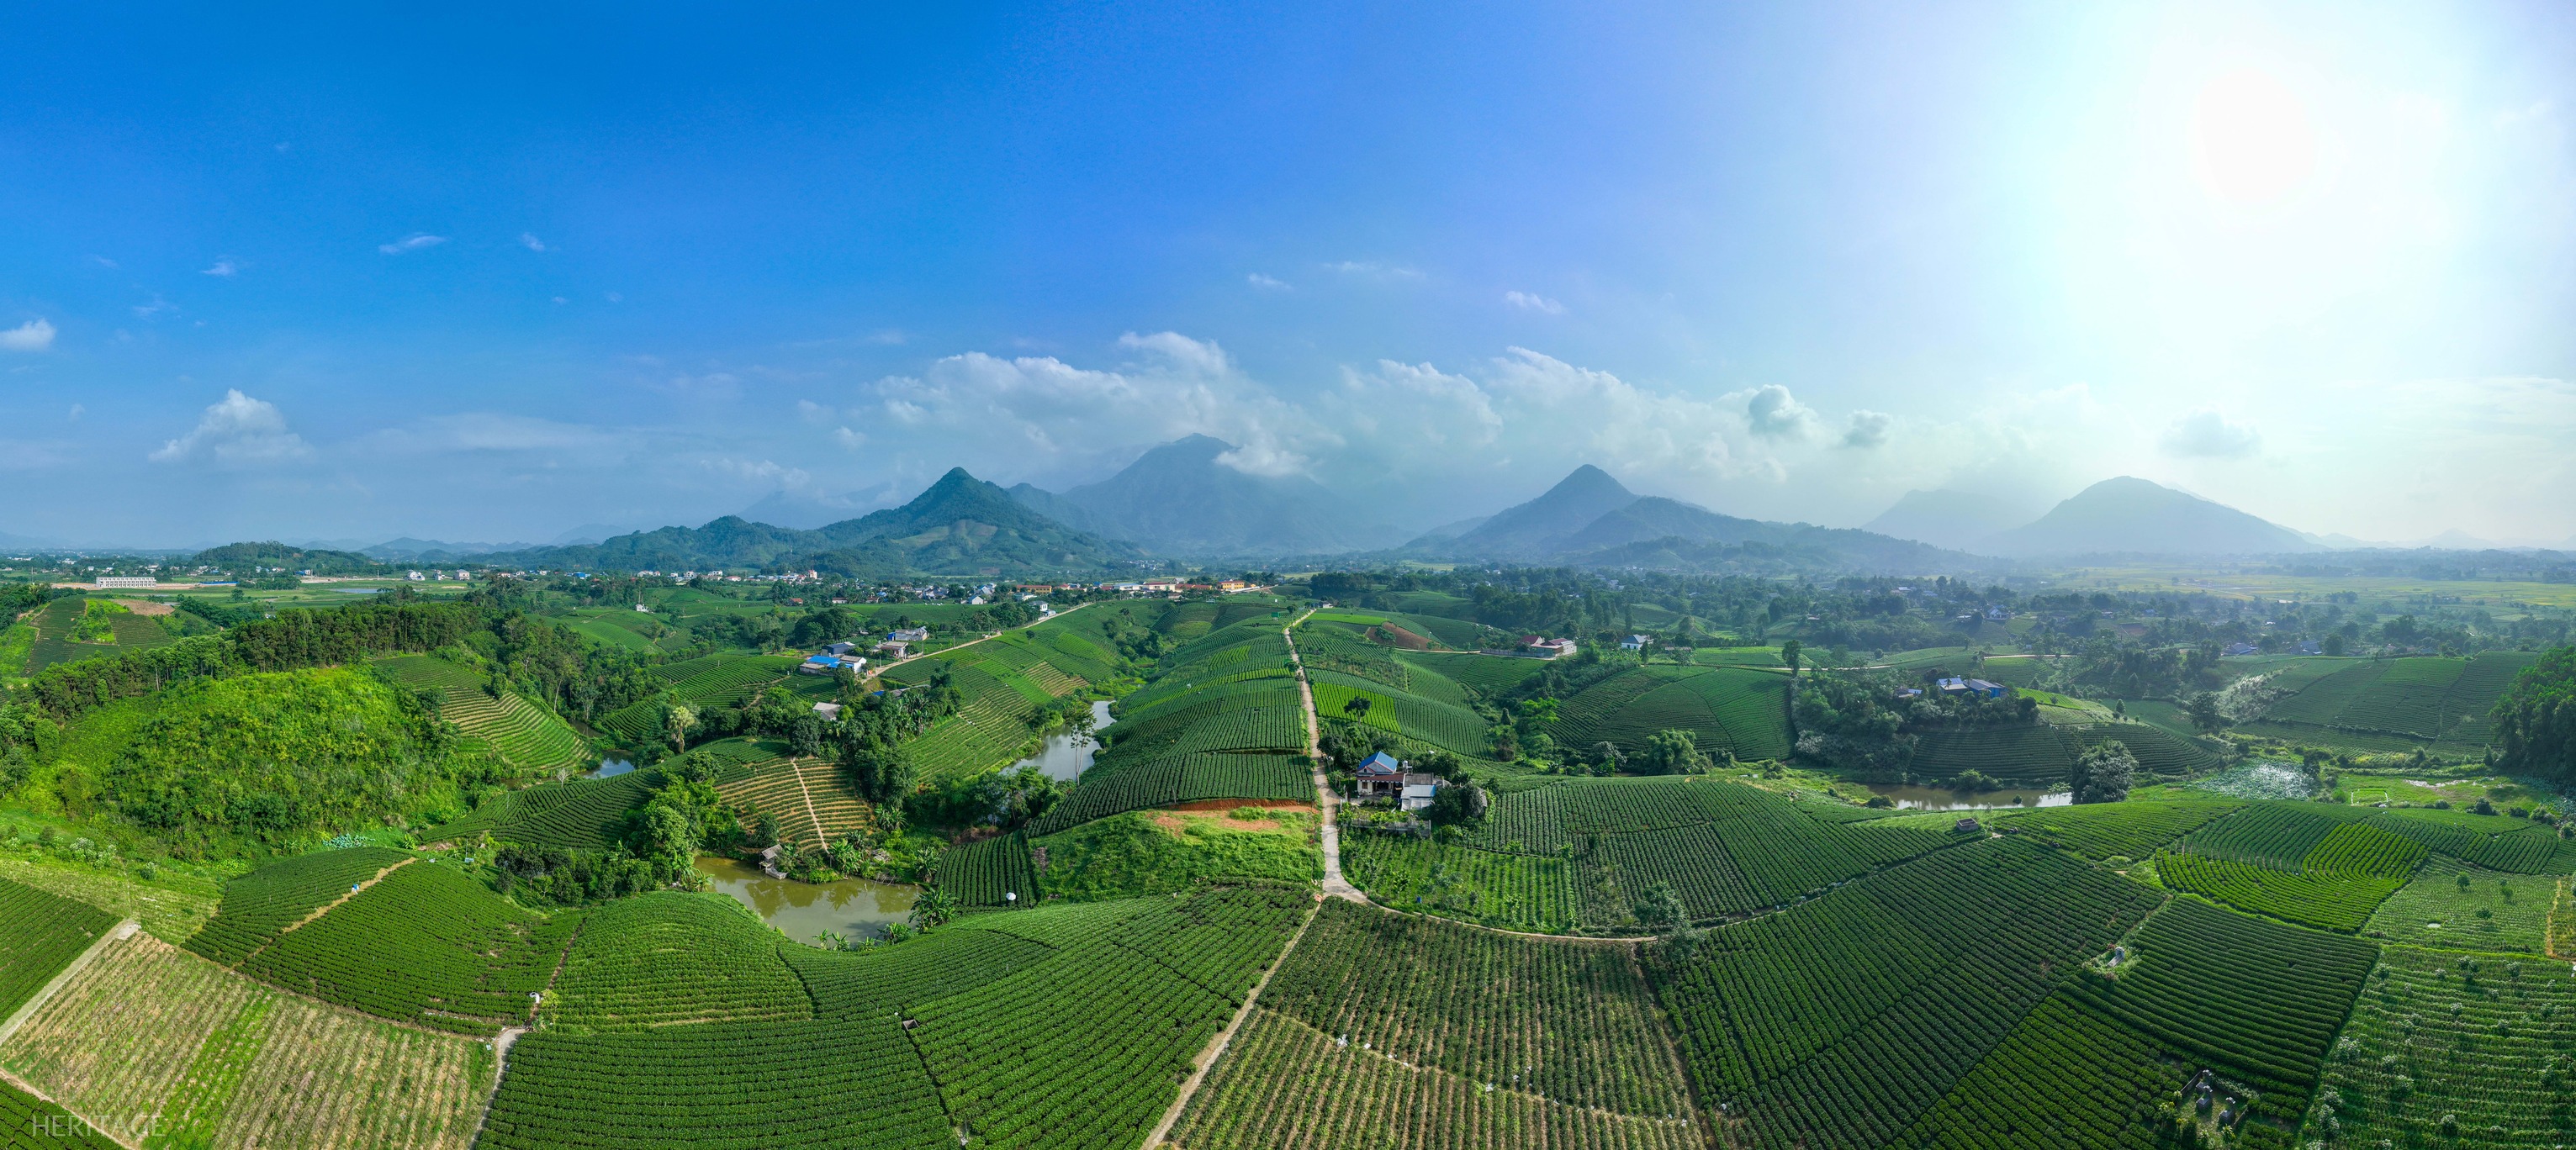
<box><xmin>1936</xmin><ymin>677</ymin><xmax>2007</xmax><ymax>699</ymax></box>
<box><xmin>1619</xmin><ymin>634</ymin><xmax>1652</xmax><ymax>651</ymax></box>
<box><xmin>1352</xmin><ymin>752</ymin><xmax>1447</xmax><ymax>812</ymax></box>
<box><xmin>889</xmin><ymin>626</ymin><xmax>932</xmax><ymax>643</ymax></box>
<box><xmin>1521</xmin><ymin>636</ymin><xmax>1578</xmax><ymax>659</ymax></box>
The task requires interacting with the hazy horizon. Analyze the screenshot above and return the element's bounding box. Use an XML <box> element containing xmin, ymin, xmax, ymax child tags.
<box><xmin>7</xmin><ymin>3</ymin><xmax>2573</xmax><ymax>549</ymax></box>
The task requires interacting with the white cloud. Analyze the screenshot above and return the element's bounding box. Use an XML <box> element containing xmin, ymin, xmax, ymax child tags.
<box><xmin>833</xmin><ymin>427</ymin><xmax>865</xmax><ymax>451</ymax></box>
<box><xmin>1840</xmin><ymin>410</ymin><xmax>1893</xmax><ymax>449</ymax></box>
<box><xmin>552</xmin><ymin>296</ymin><xmax>569</xmax><ymax>304</ymax></box>
<box><xmin>378</xmin><ymin>233</ymin><xmax>447</xmax><ymax>255</ymax></box>
<box><xmin>1247</xmin><ymin>273</ymin><xmax>1293</xmax><ymax>291</ymax></box>
<box><xmin>1504</xmin><ymin>290</ymin><xmax>1565</xmax><ymax>315</ymax></box>
<box><xmin>2159</xmin><ymin>409</ymin><xmax>2262</xmax><ymax>458</ymax></box>
<box><xmin>519</xmin><ymin>233</ymin><xmax>546</xmax><ymax>252</ymax></box>
<box><xmin>200</xmin><ymin>259</ymin><xmax>237</xmax><ymax>277</ymax></box>
<box><xmin>0</xmin><ymin>319</ymin><xmax>56</xmax><ymax>351</ymax></box>
<box><xmin>1744</xmin><ymin>384</ymin><xmax>1819</xmax><ymax>440</ymax></box>
<box><xmin>150</xmin><ymin>390</ymin><xmax>312</xmax><ymax>466</ymax></box>
<box><xmin>860</xmin><ymin>331</ymin><xmax>1324</xmax><ymax>482</ymax></box>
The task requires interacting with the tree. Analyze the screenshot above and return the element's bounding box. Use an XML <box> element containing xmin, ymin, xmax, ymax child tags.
<box><xmin>1426</xmin><ymin>782</ymin><xmax>1489</xmax><ymax>826</ymax></box>
<box><xmin>1632</xmin><ymin>881</ymin><xmax>1685</xmax><ymax>933</ymax></box>
<box><xmin>910</xmin><ymin>886</ymin><xmax>959</xmax><ymax>930</ymax></box>
<box><xmin>1636</xmin><ymin>729</ymin><xmax>1709</xmax><ymax>775</ymax></box>
<box><xmin>659</xmin><ymin>699</ymin><xmax>699</xmax><ymax>754</ymax></box>
<box><xmin>2494</xmin><ymin>647</ymin><xmax>2576</xmax><ymax>781</ymax></box>
<box><xmin>1780</xmin><ymin>640</ymin><xmax>1802</xmax><ymax>676</ymax></box>
<box><xmin>2186</xmin><ymin>692</ymin><xmax>2224</xmax><ymax>733</ymax></box>
<box><xmin>1588</xmin><ymin>741</ymin><xmax>1624</xmax><ymax>777</ymax></box>
<box><xmin>2069</xmin><ymin>741</ymin><xmax>2136</xmax><ymax>804</ymax></box>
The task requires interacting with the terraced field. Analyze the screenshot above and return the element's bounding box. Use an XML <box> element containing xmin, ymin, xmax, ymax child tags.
<box><xmin>714</xmin><ymin>756</ymin><xmax>878</xmax><ymax>847</ymax></box>
<box><xmin>430</xmin><ymin>772</ymin><xmax>655</xmax><ymax>852</ymax></box>
<box><xmin>376</xmin><ymin>654</ymin><xmax>590</xmax><ymax>773</ymax></box>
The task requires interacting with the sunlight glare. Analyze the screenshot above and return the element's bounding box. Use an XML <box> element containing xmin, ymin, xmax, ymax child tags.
<box><xmin>2191</xmin><ymin>66</ymin><xmax>2317</xmax><ymax>206</ymax></box>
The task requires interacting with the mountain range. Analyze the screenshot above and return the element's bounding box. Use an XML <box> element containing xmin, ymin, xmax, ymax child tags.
<box><xmin>483</xmin><ymin>468</ymin><xmax>1141</xmax><ymax>577</ymax></box>
<box><xmin>149</xmin><ymin>437</ymin><xmax>2564</xmax><ymax>578</ymax></box>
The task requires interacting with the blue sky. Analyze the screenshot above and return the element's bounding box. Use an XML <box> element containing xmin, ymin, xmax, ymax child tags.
<box><xmin>5</xmin><ymin>2</ymin><xmax>2573</xmax><ymax>548</ymax></box>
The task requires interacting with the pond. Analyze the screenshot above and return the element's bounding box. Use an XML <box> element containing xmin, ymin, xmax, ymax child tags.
<box><xmin>694</xmin><ymin>857</ymin><xmax>919</xmax><ymax>947</ymax></box>
<box><xmin>1862</xmin><ymin>783</ymin><xmax>2074</xmax><ymax>810</ymax></box>
<box><xmin>1013</xmin><ymin>699</ymin><xmax>1116</xmax><ymax>781</ymax></box>
<box><xmin>589</xmin><ymin>758</ymin><xmax>636</xmax><ymax>778</ymax></box>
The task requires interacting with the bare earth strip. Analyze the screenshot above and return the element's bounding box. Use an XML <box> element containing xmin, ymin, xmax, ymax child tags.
<box><xmin>0</xmin><ymin>931</ymin><xmax>493</xmax><ymax>1150</ymax></box>
<box><xmin>1285</xmin><ymin>611</ymin><xmax>1363</xmax><ymax>902</ymax></box>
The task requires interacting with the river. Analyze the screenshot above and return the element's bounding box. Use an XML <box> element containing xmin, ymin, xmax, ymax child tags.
<box><xmin>1862</xmin><ymin>783</ymin><xmax>2074</xmax><ymax>810</ymax></box>
<box><xmin>1013</xmin><ymin>699</ymin><xmax>1116</xmax><ymax>781</ymax></box>
<box><xmin>694</xmin><ymin>857</ymin><xmax>919</xmax><ymax>946</ymax></box>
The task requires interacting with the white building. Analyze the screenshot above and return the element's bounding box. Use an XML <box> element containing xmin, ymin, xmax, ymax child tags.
<box><xmin>96</xmin><ymin>576</ymin><xmax>158</xmax><ymax>588</ymax></box>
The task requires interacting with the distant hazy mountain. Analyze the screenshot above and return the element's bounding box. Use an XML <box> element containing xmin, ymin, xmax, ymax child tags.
<box><xmin>550</xmin><ymin>522</ymin><xmax>652</xmax><ymax>547</ymax></box>
<box><xmin>1431</xmin><ymin>465</ymin><xmax>1640</xmax><ymax>557</ymax></box>
<box><xmin>1558</xmin><ymin>496</ymin><xmax>1972</xmax><ymax>570</ymax></box>
<box><xmin>361</xmin><ymin>537</ymin><xmax>534</xmax><ymax>562</ymax></box>
<box><xmin>1981</xmin><ymin>477</ymin><xmax>2319</xmax><ymax>557</ymax></box>
<box><xmin>1012</xmin><ymin>435</ymin><xmax>1404</xmax><ymax>556</ymax></box>
<box><xmin>0</xmin><ymin>529</ymin><xmax>67</xmax><ymax>551</ymax></box>
<box><xmin>192</xmin><ymin>541</ymin><xmax>389</xmax><ymax>575</ymax></box>
<box><xmin>491</xmin><ymin>468</ymin><xmax>1137</xmax><ymax>577</ymax></box>
<box><xmin>1862</xmin><ymin>489</ymin><xmax>2039</xmax><ymax>552</ymax></box>
<box><xmin>1403</xmin><ymin>464</ymin><xmax>1977</xmax><ymax>573</ymax></box>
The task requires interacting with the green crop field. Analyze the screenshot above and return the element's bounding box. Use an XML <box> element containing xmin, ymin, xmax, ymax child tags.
<box><xmin>545</xmin><ymin>891</ymin><xmax>810</xmax><ymax>1028</ymax></box>
<box><xmin>2316</xmin><ymin>942</ymin><xmax>2576</xmax><ymax>1145</ymax></box>
<box><xmin>1350</xmin><ymin>777</ymin><xmax>1960</xmax><ymax>931</ymax></box>
<box><xmin>2364</xmin><ymin>857</ymin><xmax>2550</xmax><ymax>952</ymax></box>
<box><xmin>0</xmin><ymin>878</ymin><xmax>119</xmax><ymax>1016</ymax></box>
<box><xmin>1549</xmin><ymin>664</ymin><xmax>1794</xmax><ymax>761</ymax></box>
<box><xmin>235</xmin><ymin>861</ymin><xmax>578</xmax><ymax>1036</ymax></box>
<box><xmin>1173</xmin><ymin>898</ymin><xmax>1699</xmax><ymax>1149</ymax></box>
<box><xmin>2256</xmin><ymin>651</ymin><xmax>2541</xmax><ymax>746</ymax></box>
<box><xmin>1993</xmin><ymin>798</ymin><xmax>2242</xmax><ymax>859</ymax></box>
<box><xmin>430</xmin><ymin>771</ymin><xmax>655</xmax><ymax>852</ymax></box>
<box><xmin>1650</xmin><ymin>837</ymin><xmax>2163</xmax><ymax>1148</ymax></box>
<box><xmin>182</xmin><ymin>847</ymin><xmax>417</xmax><ymax>965</ymax></box>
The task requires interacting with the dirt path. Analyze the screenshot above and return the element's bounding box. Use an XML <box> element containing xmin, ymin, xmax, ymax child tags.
<box><xmin>1145</xmin><ymin>898</ymin><xmax>1321</xmax><ymax>1147</ymax></box>
<box><xmin>789</xmin><ymin>758</ymin><xmax>828</xmax><ymax>844</ymax></box>
<box><xmin>1284</xmin><ymin>611</ymin><xmax>1363</xmax><ymax>903</ymax></box>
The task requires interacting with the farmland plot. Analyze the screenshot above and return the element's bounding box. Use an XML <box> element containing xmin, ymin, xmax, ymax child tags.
<box><xmin>0</xmin><ymin>878</ymin><xmax>118</xmax><ymax>1016</ymax></box>
<box><xmin>1650</xmin><ymin>837</ymin><xmax>2162</xmax><ymax>1149</ymax></box>
<box><xmin>0</xmin><ymin>931</ymin><xmax>491</xmax><ymax>1150</ymax></box>
<box><xmin>2318</xmin><ymin>942</ymin><xmax>2576</xmax><ymax>1147</ymax></box>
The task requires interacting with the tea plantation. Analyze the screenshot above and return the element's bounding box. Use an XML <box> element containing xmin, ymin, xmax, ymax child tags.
<box><xmin>4</xmin><ymin>590</ymin><xmax>2572</xmax><ymax>1150</ymax></box>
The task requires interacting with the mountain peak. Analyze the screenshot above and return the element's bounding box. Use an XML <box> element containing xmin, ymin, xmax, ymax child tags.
<box><xmin>1983</xmin><ymin>475</ymin><xmax>2317</xmax><ymax>557</ymax></box>
<box><xmin>1442</xmin><ymin>464</ymin><xmax>1641</xmax><ymax>557</ymax></box>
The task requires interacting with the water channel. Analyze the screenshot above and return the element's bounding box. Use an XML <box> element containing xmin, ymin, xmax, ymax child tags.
<box><xmin>695</xmin><ymin>857</ymin><xmax>919</xmax><ymax>946</ymax></box>
<box><xmin>1013</xmin><ymin>699</ymin><xmax>1116</xmax><ymax>781</ymax></box>
<box><xmin>1861</xmin><ymin>783</ymin><xmax>2073</xmax><ymax>810</ymax></box>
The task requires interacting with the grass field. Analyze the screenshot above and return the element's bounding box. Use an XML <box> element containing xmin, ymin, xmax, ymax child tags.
<box><xmin>1550</xmin><ymin>664</ymin><xmax>1794</xmax><ymax>761</ymax></box>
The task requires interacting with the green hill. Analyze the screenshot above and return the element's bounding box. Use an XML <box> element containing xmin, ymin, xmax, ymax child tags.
<box><xmin>491</xmin><ymin>467</ymin><xmax>1141</xmax><ymax>576</ymax></box>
